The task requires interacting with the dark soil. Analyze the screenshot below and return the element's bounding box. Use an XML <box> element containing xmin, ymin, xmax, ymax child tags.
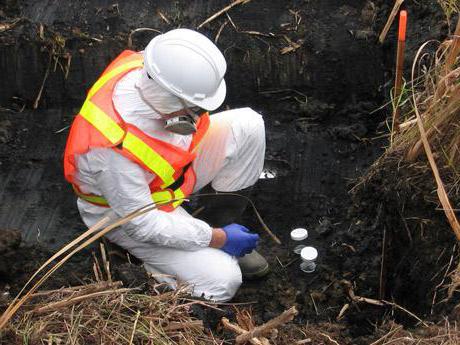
<box><xmin>0</xmin><ymin>0</ymin><xmax>457</xmax><ymax>343</ymax></box>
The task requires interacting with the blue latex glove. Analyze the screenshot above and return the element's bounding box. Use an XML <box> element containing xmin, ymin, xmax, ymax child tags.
<box><xmin>221</xmin><ymin>223</ymin><xmax>259</xmax><ymax>257</ymax></box>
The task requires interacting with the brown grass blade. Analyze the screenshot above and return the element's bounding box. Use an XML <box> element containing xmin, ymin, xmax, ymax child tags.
<box><xmin>445</xmin><ymin>17</ymin><xmax>460</xmax><ymax>72</ymax></box>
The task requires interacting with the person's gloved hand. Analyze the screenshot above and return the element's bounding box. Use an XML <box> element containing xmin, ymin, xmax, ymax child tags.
<box><xmin>220</xmin><ymin>223</ymin><xmax>259</xmax><ymax>257</ymax></box>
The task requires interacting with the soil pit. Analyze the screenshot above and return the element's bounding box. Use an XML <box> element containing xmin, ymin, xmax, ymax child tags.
<box><xmin>0</xmin><ymin>0</ymin><xmax>458</xmax><ymax>343</ymax></box>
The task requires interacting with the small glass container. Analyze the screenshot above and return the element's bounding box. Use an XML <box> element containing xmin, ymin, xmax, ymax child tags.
<box><xmin>300</xmin><ymin>246</ymin><xmax>318</xmax><ymax>273</ymax></box>
<box><xmin>290</xmin><ymin>228</ymin><xmax>309</xmax><ymax>254</ymax></box>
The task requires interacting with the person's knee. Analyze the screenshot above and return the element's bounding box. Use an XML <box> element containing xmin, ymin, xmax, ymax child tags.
<box><xmin>211</xmin><ymin>266</ymin><xmax>242</xmax><ymax>302</ymax></box>
<box><xmin>197</xmin><ymin>260</ymin><xmax>242</xmax><ymax>302</ymax></box>
<box><xmin>236</xmin><ymin>108</ymin><xmax>265</xmax><ymax>147</ymax></box>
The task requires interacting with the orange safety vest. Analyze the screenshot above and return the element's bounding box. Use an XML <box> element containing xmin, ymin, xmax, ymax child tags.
<box><xmin>63</xmin><ymin>50</ymin><xmax>210</xmax><ymax>212</ymax></box>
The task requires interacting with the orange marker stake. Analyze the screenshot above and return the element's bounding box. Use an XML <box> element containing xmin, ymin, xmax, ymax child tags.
<box><xmin>392</xmin><ymin>10</ymin><xmax>407</xmax><ymax>140</ymax></box>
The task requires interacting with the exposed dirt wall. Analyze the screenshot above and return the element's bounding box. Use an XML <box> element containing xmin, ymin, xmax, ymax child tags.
<box><xmin>0</xmin><ymin>1</ymin><xmax>455</xmax><ymax>343</ymax></box>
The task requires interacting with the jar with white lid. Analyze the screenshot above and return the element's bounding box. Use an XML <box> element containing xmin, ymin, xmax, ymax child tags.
<box><xmin>300</xmin><ymin>246</ymin><xmax>318</xmax><ymax>273</ymax></box>
<box><xmin>290</xmin><ymin>228</ymin><xmax>308</xmax><ymax>254</ymax></box>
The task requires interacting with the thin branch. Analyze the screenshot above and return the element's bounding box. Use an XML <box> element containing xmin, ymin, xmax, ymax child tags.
<box><xmin>197</xmin><ymin>0</ymin><xmax>252</xmax><ymax>29</ymax></box>
<box><xmin>379</xmin><ymin>0</ymin><xmax>405</xmax><ymax>43</ymax></box>
<box><xmin>221</xmin><ymin>317</ymin><xmax>265</xmax><ymax>345</ymax></box>
<box><xmin>235</xmin><ymin>307</ymin><xmax>298</xmax><ymax>343</ymax></box>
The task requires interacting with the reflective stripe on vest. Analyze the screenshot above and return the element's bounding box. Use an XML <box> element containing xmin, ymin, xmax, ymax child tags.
<box><xmin>123</xmin><ymin>133</ymin><xmax>175</xmax><ymax>188</ymax></box>
<box><xmin>79</xmin><ymin>62</ymin><xmax>177</xmax><ymax>187</ymax></box>
<box><xmin>73</xmin><ymin>185</ymin><xmax>184</xmax><ymax>208</ymax></box>
<box><xmin>80</xmin><ymin>102</ymin><xmax>176</xmax><ymax>187</ymax></box>
<box><xmin>76</xmin><ymin>56</ymin><xmax>189</xmax><ymax>208</ymax></box>
<box><xmin>80</xmin><ymin>100</ymin><xmax>125</xmax><ymax>144</ymax></box>
<box><xmin>87</xmin><ymin>60</ymin><xmax>143</xmax><ymax>98</ymax></box>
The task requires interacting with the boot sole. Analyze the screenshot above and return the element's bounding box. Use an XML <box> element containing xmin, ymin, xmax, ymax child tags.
<box><xmin>242</xmin><ymin>263</ymin><xmax>270</xmax><ymax>280</ymax></box>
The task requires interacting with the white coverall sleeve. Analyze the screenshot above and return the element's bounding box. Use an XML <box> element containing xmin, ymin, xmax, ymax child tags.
<box><xmin>92</xmin><ymin>149</ymin><xmax>213</xmax><ymax>250</ymax></box>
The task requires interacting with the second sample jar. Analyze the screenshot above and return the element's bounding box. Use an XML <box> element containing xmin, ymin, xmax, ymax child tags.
<box><xmin>300</xmin><ymin>246</ymin><xmax>318</xmax><ymax>273</ymax></box>
<box><xmin>290</xmin><ymin>228</ymin><xmax>309</xmax><ymax>254</ymax></box>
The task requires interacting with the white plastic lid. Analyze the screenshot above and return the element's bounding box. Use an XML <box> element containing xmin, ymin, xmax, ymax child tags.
<box><xmin>301</xmin><ymin>246</ymin><xmax>318</xmax><ymax>261</ymax></box>
<box><xmin>290</xmin><ymin>228</ymin><xmax>308</xmax><ymax>241</ymax></box>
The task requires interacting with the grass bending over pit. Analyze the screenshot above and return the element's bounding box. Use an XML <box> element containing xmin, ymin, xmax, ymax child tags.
<box><xmin>350</xmin><ymin>17</ymin><xmax>460</xmax><ymax>315</ymax></box>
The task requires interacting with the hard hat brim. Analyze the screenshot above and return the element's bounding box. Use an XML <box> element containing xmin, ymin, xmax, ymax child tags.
<box><xmin>187</xmin><ymin>78</ymin><xmax>226</xmax><ymax>111</ymax></box>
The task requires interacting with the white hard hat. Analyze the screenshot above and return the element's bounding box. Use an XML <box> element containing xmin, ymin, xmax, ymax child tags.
<box><xmin>144</xmin><ymin>28</ymin><xmax>227</xmax><ymax>111</ymax></box>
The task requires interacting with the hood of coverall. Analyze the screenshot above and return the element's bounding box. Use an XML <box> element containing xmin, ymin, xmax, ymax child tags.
<box><xmin>135</xmin><ymin>66</ymin><xmax>195</xmax><ymax>119</ymax></box>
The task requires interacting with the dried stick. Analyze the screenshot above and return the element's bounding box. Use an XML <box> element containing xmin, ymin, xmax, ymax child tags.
<box><xmin>33</xmin><ymin>51</ymin><xmax>53</xmax><ymax>109</ymax></box>
<box><xmin>197</xmin><ymin>0</ymin><xmax>252</xmax><ymax>29</ymax></box>
<box><xmin>221</xmin><ymin>317</ymin><xmax>265</xmax><ymax>345</ymax></box>
<box><xmin>129</xmin><ymin>310</ymin><xmax>140</xmax><ymax>345</ymax></box>
<box><xmin>379</xmin><ymin>0</ymin><xmax>404</xmax><ymax>44</ymax></box>
<box><xmin>32</xmin><ymin>288</ymin><xmax>132</xmax><ymax>315</ymax></box>
<box><xmin>162</xmin><ymin>320</ymin><xmax>204</xmax><ymax>332</ymax></box>
<box><xmin>336</xmin><ymin>303</ymin><xmax>349</xmax><ymax>321</ymax></box>
<box><xmin>341</xmin><ymin>280</ymin><xmax>429</xmax><ymax>327</ymax></box>
<box><xmin>30</xmin><ymin>281</ymin><xmax>119</xmax><ymax>297</ymax></box>
<box><xmin>319</xmin><ymin>332</ymin><xmax>340</xmax><ymax>345</ymax></box>
<box><xmin>235</xmin><ymin>307</ymin><xmax>298</xmax><ymax>344</ymax></box>
<box><xmin>379</xmin><ymin>226</ymin><xmax>388</xmax><ymax>300</ymax></box>
<box><xmin>369</xmin><ymin>325</ymin><xmax>403</xmax><ymax>345</ymax></box>
<box><xmin>127</xmin><ymin>28</ymin><xmax>162</xmax><ymax>48</ymax></box>
<box><xmin>33</xmin><ymin>281</ymin><xmax>122</xmax><ymax>303</ymax></box>
<box><xmin>100</xmin><ymin>242</ymin><xmax>112</xmax><ymax>282</ymax></box>
<box><xmin>193</xmin><ymin>192</ymin><xmax>281</xmax><ymax>244</ymax></box>
<box><xmin>431</xmin><ymin>244</ymin><xmax>457</xmax><ymax>315</ymax></box>
<box><xmin>215</xmin><ymin>20</ymin><xmax>229</xmax><ymax>43</ymax></box>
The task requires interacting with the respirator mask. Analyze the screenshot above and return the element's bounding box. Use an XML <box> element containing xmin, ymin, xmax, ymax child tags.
<box><xmin>135</xmin><ymin>71</ymin><xmax>206</xmax><ymax>135</ymax></box>
<box><xmin>162</xmin><ymin>99</ymin><xmax>205</xmax><ymax>135</ymax></box>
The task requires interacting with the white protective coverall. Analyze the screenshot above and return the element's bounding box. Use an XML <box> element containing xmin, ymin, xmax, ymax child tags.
<box><xmin>75</xmin><ymin>68</ymin><xmax>266</xmax><ymax>301</ymax></box>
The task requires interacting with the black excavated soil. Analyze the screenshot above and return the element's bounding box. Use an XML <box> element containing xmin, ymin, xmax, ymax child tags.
<box><xmin>0</xmin><ymin>0</ymin><xmax>456</xmax><ymax>343</ymax></box>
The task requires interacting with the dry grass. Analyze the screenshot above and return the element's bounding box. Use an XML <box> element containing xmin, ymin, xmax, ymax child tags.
<box><xmin>370</xmin><ymin>320</ymin><xmax>460</xmax><ymax>345</ymax></box>
<box><xmin>353</xmin><ymin>14</ymin><xmax>460</xmax><ymax>322</ymax></box>
<box><xmin>379</xmin><ymin>0</ymin><xmax>458</xmax><ymax>153</ymax></box>
<box><xmin>383</xmin><ymin>18</ymin><xmax>460</xmax><ymax>241</ymax></box>
<box><xmin>392</xmin><ymin>20</ymin><xmax>460</xmax><ymax>164</ymax></box>
<box><xmin>438</xmin><ymin>0</ymin><xmax>460</xmax><ymax>27</ymax></box>
<box><xmin>446</xmin><ymin>261</ymin><xmax>460</xmax><ymax>301</ymax></box>
<box><xmin>1</xmin><ymin>281</ymin><xmax>220</xmax><ymax>344</ymax></box>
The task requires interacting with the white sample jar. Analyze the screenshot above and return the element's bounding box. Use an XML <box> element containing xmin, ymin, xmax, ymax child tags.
<box><xmin>300</xmin><ymin>246</ymin><xmax>318</xmax><ymax>273</ymax></box>
<box><xmin>290</xmin><ymin>228</ymin><xmax>309</xmax><ymax>254</ymax></box>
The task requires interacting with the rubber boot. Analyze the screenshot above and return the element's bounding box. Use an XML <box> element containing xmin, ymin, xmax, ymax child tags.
<box><xmin>193</xmin><ymin>185</ymin><xmax>269</xmax><ymax>279</ymax></box>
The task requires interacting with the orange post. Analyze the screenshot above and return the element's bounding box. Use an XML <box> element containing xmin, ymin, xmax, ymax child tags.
<box><xmin>392</xmin><ymin>10</ymin><xmax>407</xmax><ymax>139</ymax></box>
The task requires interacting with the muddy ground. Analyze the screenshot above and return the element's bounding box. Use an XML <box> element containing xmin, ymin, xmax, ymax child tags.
<box><xmin>0</xmin><ymin>0</ymin><xmax>458</xmax><ymax>343</ymax></box>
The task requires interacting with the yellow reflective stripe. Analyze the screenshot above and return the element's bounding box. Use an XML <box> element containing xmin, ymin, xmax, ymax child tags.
<box><xmin>87</xmin><ymin>60</ymin><xmax>143</xmax><ymax>98</ymax></box>
<box><xmin>151</xmin><ymin>190</ymin><xmax>173</xmax><ymax>204</ymax></box>
<box><xmin>79</xmin><ymin>194</ymin><xmax>109</xmax><ymax>206</ymax></box>
<box><xmin>172</xmin><ymin>188</ymin><xmax>186</xmax><ymax>208</ymax></box>
<box><xmin>123</xmin><ymin>132</ymin><xmax>175</xmax><ymax>187</ymax></box>
<box><xmin>80</xmin><ymin>100</ymin><xmax>125</xmax><ymax>144</ymax></box>
<box><xmin>73</xmin><ymin>186</ymin><xmax>109</xmax><ymax>206</ymax></box>
<box><xmin>76</xmin><ymin>189</ymin><xmax>178</xmax><ymax>208</ymax></box>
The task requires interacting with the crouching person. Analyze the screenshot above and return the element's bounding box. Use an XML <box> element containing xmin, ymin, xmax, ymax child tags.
<box><xmin>63</xmin><ymin>28</ymin><xmax>269</xmax><ymax>301</ymax></box>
